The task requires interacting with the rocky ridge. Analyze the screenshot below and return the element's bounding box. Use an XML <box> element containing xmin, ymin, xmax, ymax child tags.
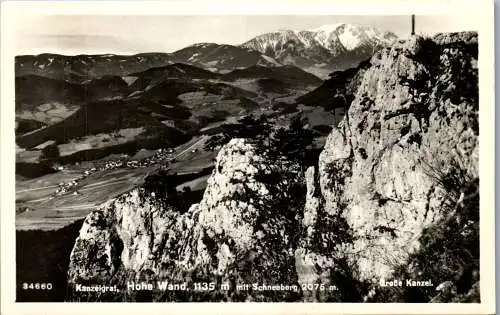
<box><xmin>67</xmin><ymin>32</ymin><xmax>479</xmax><ymax>302</ymax></box>
<box><xmin>68</xmin><ymin>138</ymin><xmax>305</xmax><ymax>301</ymax></box>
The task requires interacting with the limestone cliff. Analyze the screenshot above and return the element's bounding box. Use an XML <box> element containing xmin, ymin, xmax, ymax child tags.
<box><xmin>307</xmin><ymin>32</ymin><xmax>479</xmax><ymax>301</ymax></box>
<box><xmin>68</xmin><ymin>138</ymin><xmax>305</xmax><ymax>301</ymax></box>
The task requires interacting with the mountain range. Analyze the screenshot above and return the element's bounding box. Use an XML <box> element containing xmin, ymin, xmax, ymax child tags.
<box><xmin>16</xmin><ymin>23</ymin><xmax>398</xmax><ymax>80</ymax></box>
<box><xmin>15</xmin><ymin>23</ymin><xmax>398</xmax><ymax>171</ymax></box>
<box><xmin>242</xmin><ymin>23</ymin><xmax>397</xmax><ymax>77</ymax></box>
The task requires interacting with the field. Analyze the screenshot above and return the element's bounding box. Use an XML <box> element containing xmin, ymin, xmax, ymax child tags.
<box><xmin>15</xmin><ymin>135</ymin><xmax>212</xmax><ymax>230</ymax></box>
<box><xmin>16</xmin><ymin>167</ymin><xmax>152</xmax><ymax>230</ymax></box>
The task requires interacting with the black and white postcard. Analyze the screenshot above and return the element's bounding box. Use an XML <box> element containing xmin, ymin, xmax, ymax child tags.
<box><xmin>0</xmin><ymin>1</ymin><xmax>495</xmax><ymax>314</ymax></box>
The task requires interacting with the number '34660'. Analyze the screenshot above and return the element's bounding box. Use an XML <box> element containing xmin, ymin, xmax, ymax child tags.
<box><xmin>22</xmin><ymin>282</ymin><xmax>53</xmax><ymax>290</ymax></box>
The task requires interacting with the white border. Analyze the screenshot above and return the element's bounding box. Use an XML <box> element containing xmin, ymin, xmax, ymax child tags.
<box><xmin>1</xmin><ymin>1</ymin><xmax>495</xmax><ymax>314</ymax></box>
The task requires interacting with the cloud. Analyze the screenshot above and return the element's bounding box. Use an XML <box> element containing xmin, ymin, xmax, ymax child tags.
<box><xmin>16</xmin><ymin>34</ymin><xmax>143</xmax><ymax>55</ymax></box>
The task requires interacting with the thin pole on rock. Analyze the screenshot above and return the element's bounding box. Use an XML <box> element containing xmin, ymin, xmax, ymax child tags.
<box><xmin>411</xmin><ymin>15</ymin><xmax>415</xmax><ymax>35</ymax></box>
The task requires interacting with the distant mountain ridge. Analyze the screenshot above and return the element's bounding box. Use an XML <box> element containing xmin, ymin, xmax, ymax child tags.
<box><xmin>16</xmin><ymin>23</ymin><xmax>397</xmax><ymax>80</ymax></box>
<box><xmin>242</xmin><ymin>23</ymin><xmax>397</xmax><ymax>58</ymax></box>
<box><xmin>241</xmin><ymin>23</ymin><xmax>398</xmax><ymax>77</ymax></box>
<box><xmin>15</xmin><ymin>53</ymin><xmax>173</xmax><ymax>83</ymax></box>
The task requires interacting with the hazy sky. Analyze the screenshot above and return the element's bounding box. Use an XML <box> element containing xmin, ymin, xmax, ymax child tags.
<box><xmin>14</xmin><ymin>15</ymin><xmax>478</xmax><ymax>55</ymax></box>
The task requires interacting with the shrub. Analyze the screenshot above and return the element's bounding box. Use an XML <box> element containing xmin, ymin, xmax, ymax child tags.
<box><xmin>371</xmin><ymin>156</ymin><xmax>479</xmax><ymax>302</ymax></box>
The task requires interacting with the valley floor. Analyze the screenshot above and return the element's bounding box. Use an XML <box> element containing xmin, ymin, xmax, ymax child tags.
<box><xmin>15</xmin><ymin>135</ymin><xmax>213</xmax><ymax>231</ymax></box>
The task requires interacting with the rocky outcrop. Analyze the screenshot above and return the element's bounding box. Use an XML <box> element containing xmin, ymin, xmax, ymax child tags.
<box><xmin>68</xmin><ymin>138</ymin><xmax>305</xmax><ymax>301</ymax></box>
<box><xmin>312</xmin><ymin>32</ymin><xmax>479</xmax><ymax>292</ymax></box>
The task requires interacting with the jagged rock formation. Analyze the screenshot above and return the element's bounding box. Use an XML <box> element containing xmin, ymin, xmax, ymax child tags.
<box><xmin>306</xmin><ymin>32</ymin><xmax>479</xmax><ymax>300</ymax></box>
<box><xmin>68</xmin><ymin>138</ymin><xmax>305</xmax><ymax>301</ymax></box>
<box><xmin>67</xmin><ymin>32</ymin><xmax>479</xmax><ymax>302</ymax></box>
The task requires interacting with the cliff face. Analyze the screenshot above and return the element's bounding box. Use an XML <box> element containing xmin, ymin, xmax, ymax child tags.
<box><xmin>292</xmin><ymin>32</ymin><xmax>479</xmax><ymax>302</ymax></box>
<box><xmin>311</xmin><ymin>32</ymin><xmax>479</xmax><ymax>299</ymax></box>
<box><xmin>67</xmin><ymin>32</ymin><xmax>479</xmax><ymax>302</ymax></box>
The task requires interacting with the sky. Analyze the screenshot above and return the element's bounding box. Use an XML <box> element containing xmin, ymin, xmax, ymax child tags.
<box><xmin>14</xmin><ymin>15</ymin><xmax>478</xmax><ymax>55</ymax></box>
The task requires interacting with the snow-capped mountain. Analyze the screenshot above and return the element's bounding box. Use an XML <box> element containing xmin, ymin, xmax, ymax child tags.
<box><xmin>241</xmin><ymin>23</ymin><xmax>398</xmax><ymax>78</ymax></box>
<box><xmin>309</xmin><ymin>23</ymin><xmax>396</xmax><ymax>50</ymax></box>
